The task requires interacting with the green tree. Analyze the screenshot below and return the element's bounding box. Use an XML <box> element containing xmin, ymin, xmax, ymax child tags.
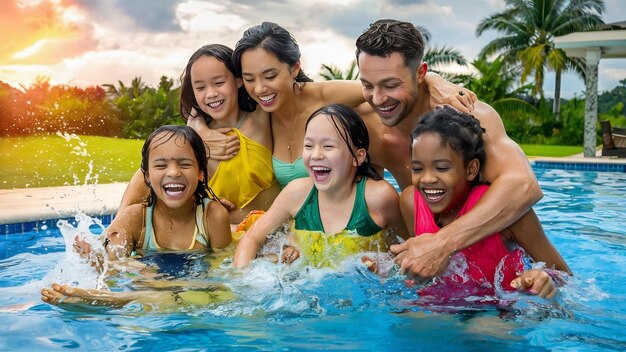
<box><xmin>455</xmin><ymin>55</ymin><xmax>537</xmax><ymax>119</ymax></box>
<box><xmin>476</xmin><ymin>0</ymin><xmax>604</xmax><ymax>118</ymax></box>
<box><xmin>423</xmin><ymin>45</ymin><xmax>467</xmax><ymax>74</ymax></box>
<box><xmin>415</xmin><ymin>25</ymin><xmax>468</xmax><ymax>74</ymax></box>
<box><xmin>598</xmin><ymin>77</ymin><xmax>626</xmax><ymax>114</ymax></box>
<box><xmin>319</xmin><ymin>60</ymin><xmax>359</xmax><ymax>80</ymax></box>
<box><xmin>105</xmin><ymin>76</ymin><xmax>181</xmax><ymax>138</ymax></box>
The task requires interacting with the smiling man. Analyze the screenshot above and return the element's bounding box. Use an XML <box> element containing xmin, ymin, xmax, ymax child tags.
<box><xmin>355</xmin><ymin>19</ymin><xmax>542</xmax><ymax>279</ymax></box>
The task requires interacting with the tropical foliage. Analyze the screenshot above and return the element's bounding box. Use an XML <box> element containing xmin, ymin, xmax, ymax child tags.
<box><xmin>1</xmin><ymin>2</ymin><xmax>621</xmax><ymax>148</ymax></box>
<box><xmin>319</xmin><ymin>61</ymin><xmax>359</xmax><ymax>80</ymax></box>
<box><xmin>0</xmin><ymin>77</ymin><xmax>121</xmax><ymax>137</ymax></box>
<box><xmin>454</xmin><ymin>55</ymin><xmax>536</xmax><ymax>117</ymax></box>
<box><xmin>0</xmin><ymin>76</ymin><xmax>181</xmax><ymax>139</ymax></box>
<box><xmin>104</xmin><ymin>76</ymin><xmax>182</xmax><ymax>139</ymax></box>
<box><xmin>476</xmin><ymin>0</ymin><xmax>605</xmax><ymax>117</ymax></box>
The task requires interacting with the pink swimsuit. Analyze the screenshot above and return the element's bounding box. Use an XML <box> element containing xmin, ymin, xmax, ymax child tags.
<box><xmin>414</xmin><ymin>184</ymin><xmax>526</xmax><ymax>301</ymax></box>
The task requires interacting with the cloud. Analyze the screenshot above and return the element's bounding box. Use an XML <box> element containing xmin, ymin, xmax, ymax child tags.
<box><xmin>386</xmin><ymin>0</ymin><xmax>429</xmax><ymax>5</ymax></box>
<box><xmin>116</xmin><ymin>0</ymin><xmax>180</xmax><ymax>31</ymax></box>
<box><xmin>176</xmin><ymin>1</ymin><xmax>247</xmax><ymax>35</ymax></box>
<box><xmin>599</xmin><ymin>65</ymin><xmax>626</xmax><ymax>92</ymax></box>
<box><xmin>316</xmin><ymin>0</ymin><xmax>380</xmax><ymax>39</ymax></box>
<box><xmin>78</xmin><ymin>0</ymin><xmax>179</xmax><ymax>31</ymax></box>
<box><xmin>1</xmin><ymin>0</ymin><xmax>623</xmax><ymax>99</ymax></box>
<box><xmin>0</xmin><ymin>0</ymin><xmax>98</xmax><ymax>65</ymax></box>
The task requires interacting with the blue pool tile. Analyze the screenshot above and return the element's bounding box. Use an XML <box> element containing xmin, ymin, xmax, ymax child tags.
<box><xmin>534</xmin><ymin>161</ymin><xmax>626</xmax><ymax>172</ymax></box>
<box><xmin>2</xmin><ymin>214</ymin><xmax>115</xmax><ymax>235</ymax></box>
<box><xmin>22</xmin><ymin>221</ymin><xmax>37</xmax><ymax>233</ymax></box>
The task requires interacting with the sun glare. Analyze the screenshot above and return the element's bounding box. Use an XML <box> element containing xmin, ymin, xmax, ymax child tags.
<box><xmin>12</xmin><ymin>39</ymin><xmax>47</xmax><ymax>60</ymax></box>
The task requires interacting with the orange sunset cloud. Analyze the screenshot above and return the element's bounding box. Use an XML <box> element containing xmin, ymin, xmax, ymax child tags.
<box><xmin>0</xmin><ymin>0</ymin><xmax>98</xmax><ymax>66</ymax></box>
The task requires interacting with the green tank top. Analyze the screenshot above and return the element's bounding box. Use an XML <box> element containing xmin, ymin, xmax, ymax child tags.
<box><xmin>293</xmin><ymin>177</ymin><xmax>382</xmax><ymax>236</ymax></box>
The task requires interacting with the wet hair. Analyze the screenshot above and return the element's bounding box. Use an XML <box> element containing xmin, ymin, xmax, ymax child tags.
<box><xmin>140</xmin><ymin>125</ymin><xmax>214</xmax><ymax>206</ymax></box>
<box><xmin>232</xmin><ymin>22</ymin><xmax>313</xmax><ymax>84</ymax></box>
<box><xmin>305</xmin><ymin>104</ymin><xmax>382</xmax><ymax>181</ymax></box>
<box><xmin>180</xmin><ymin>44</ymin><xmax>256</xmax><ymax>125</ymax></box>
<box><xmin>411</xmin><ymin>106</ymin><xmax>486</xmax><ymax>177</ymax></box>
<box><xmin>355</xmin><ymin>19</ymin><xmax>425</xmax><ymax>77</ymax></box>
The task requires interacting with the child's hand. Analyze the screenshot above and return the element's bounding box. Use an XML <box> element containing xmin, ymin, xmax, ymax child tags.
<box><xmin>510</xmin><ymin>269</ymin><xmax>556</xmax><ymax>298</ymax></box>
<box><xmin>281</xmin><ymin>245</ymin><xmax>300</xmax><ymax>265</ymax></box>
<box><xmin>72</xmin><ymin>235</ymin><xmax>104</xmax><ymax>273</ymax></box>
<box><xmin>72</xmin><ymin>235</ymin><xmax>93</xmax><ymax>258</ymax></box>
<box><xmin>218</xmin><ymin>198</ymin><xmax>236</xmax><ymax>211</ymax></box>
<box><xmin>361</xmin><ymin>256</ymin><xmax>379</xmax><ymax>274</ymax></box>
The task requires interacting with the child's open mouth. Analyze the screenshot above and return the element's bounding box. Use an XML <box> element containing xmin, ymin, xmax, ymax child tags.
<box><xmin>422</xmin><ymin>187</ymin><xmax>446</xmax><ymax>202</ymax></box>
<box><xmin>163</xmin><ymin>183</ymin><xmax>186</xmax><ymax>197</ymax></box>
<box><xmin>311</xmin><ymin>166</ymin><xmax>331</xmax><ymax>182</ymax></box>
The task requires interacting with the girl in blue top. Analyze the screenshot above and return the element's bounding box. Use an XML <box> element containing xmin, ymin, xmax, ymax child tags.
<box><xmin>45</xmin><ymin>126</ymin><xmax>231</xmax><ymax>274</ymax></box>
<box><xmin>41</xmin><ymin>126</ymin><xmax>232</xmax><ymax>308</ymax></box>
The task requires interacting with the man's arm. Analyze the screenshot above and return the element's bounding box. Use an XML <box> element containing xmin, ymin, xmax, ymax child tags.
<box><xmin>443</xmin><ymin>102</ymin><xmax>542</xmax><ymax>249</ymax></box>
<box><xmin>392</xmin><ymin>102</ymin><xmax>543</xmax><ymax>278</ymax></box>
<box><xmin>504</xmin><ymin>209</ymin><xmax>571</xmax><ymax>274</ymax></box>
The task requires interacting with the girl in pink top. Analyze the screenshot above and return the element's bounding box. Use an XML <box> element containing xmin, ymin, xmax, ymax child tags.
<box><xmin>399</xmin><ymin>106</ymin><xmax>571</xmax><ymax>302</ymax></box>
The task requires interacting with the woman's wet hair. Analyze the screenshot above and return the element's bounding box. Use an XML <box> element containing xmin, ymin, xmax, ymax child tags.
<box><xmin>305</xmin><ymin>104</ymin><xmax>382</xmax><ymax>181</ymax></box>
<box><xmin>180</xmin><ymin>44</ymin><xmax>256</xmax><ymax>125</ymax></box>
<box><xmin>232</xmin><ymin>22</ymin><xmax>313</xmax><ymax>83</ymax></box>
<box><xmin>411</xmin><ymin>105</ymin><xmax>486</xmax><ymax>172</ymax></box>
<box><xmin>141</xmin><ymin>125</ymin><xmax>212</xmax><ymax>206</ymax></box>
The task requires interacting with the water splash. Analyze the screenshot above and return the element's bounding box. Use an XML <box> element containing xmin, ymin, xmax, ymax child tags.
<box><xmin>42</xmin><ymin>212</ymin><xmax>108</xmax><ymax>290</ymax></box>
<box><xmin>55</xmin><ymin>132</ymin><xmax>100</xmax><ymax>186</ymax></box>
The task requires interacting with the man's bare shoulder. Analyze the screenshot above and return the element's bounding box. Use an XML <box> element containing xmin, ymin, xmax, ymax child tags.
<box><xmin>466</xmin><ymin>101</ymin><xmax>505</xmax><ymax>135</ymax></box>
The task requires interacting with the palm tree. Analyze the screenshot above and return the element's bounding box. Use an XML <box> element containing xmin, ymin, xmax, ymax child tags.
<box><xmin>418</xmin><ymin>25</ymin><xmax>468</xmax><ymax>73</ymax></box>
<box><xmin>476</xmin><ymin>0</ymin><xmax>604</xmax><ymax>118</ymax></box>
<box><xmin>422</xmin><ymin>45</ymin><xmax>467</xmax><ymax>74</ymax></box>
<box><xmin>319</xmin><ymin>60</ymin><xmax>359</xmax><ymax>80</ymax></box>
<box><xmin>456</xmin><ymin>55</ymin><xmax>538</xmax><ymax>120</ymax></box>
<box><xmin>103</xmin><ymin>77</ymin><xmax>147</xmax><ymax>99</ymax></box>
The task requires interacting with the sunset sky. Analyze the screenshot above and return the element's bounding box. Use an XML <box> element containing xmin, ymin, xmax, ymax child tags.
<box><xmin>1</xmin><ymin>0</ymin><xmax>624</xmax><ymax>98</ymax></box>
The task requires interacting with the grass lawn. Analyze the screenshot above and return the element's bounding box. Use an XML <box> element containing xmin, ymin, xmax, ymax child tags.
<box><xmin>0</xmin><ymin>135</ymin><xmax>585</xmax><ymax>189</ymax></box>
<box><xmin>519</xmin><ymin>144</ymin><xmax>583</xmax><ymax>157</ymax></box>
<box><xmin>0</xmin><ymin>134</ymin><xmax>142</xmax><ymax>189</ymax></box>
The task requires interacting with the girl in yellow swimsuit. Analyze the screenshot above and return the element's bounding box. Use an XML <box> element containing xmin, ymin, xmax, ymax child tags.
<box><xmin>119</xmin><ymin>44</ymin><xmax>281</xmax><ymax>226</ymax></box>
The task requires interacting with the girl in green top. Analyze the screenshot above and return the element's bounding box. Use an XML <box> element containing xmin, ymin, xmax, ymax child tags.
<box><xmin>234</xmin><ymin>104</ymin><xmax>409</xmax><ymax>268</ymax></box>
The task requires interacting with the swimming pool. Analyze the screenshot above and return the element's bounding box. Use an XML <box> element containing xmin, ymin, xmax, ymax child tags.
<box><xmin>1</xmin><ymin>168</ymin><xmax>625</xmax><ymax>351</ymax></box>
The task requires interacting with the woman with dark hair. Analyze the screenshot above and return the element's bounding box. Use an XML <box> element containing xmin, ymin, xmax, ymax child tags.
<box><xmin>233</xmin><ymin>104</ymin><xmax>409</xmax><ymax>268</ymax></box>
<box><xmin>232</xmin><ymin>21</ymin><xmax>475</xmax><ymax>189</ymax></box>
<box><xmin>120</xmin><ymin>44</ymin><xmax>281</xmax><ymax>226</ymax></box>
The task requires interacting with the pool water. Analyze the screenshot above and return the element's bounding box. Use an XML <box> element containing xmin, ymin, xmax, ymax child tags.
<box><xmin>1</xmin><ymin>168</ymin><xmax>625</xmax><ymax>351</ymax></box>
